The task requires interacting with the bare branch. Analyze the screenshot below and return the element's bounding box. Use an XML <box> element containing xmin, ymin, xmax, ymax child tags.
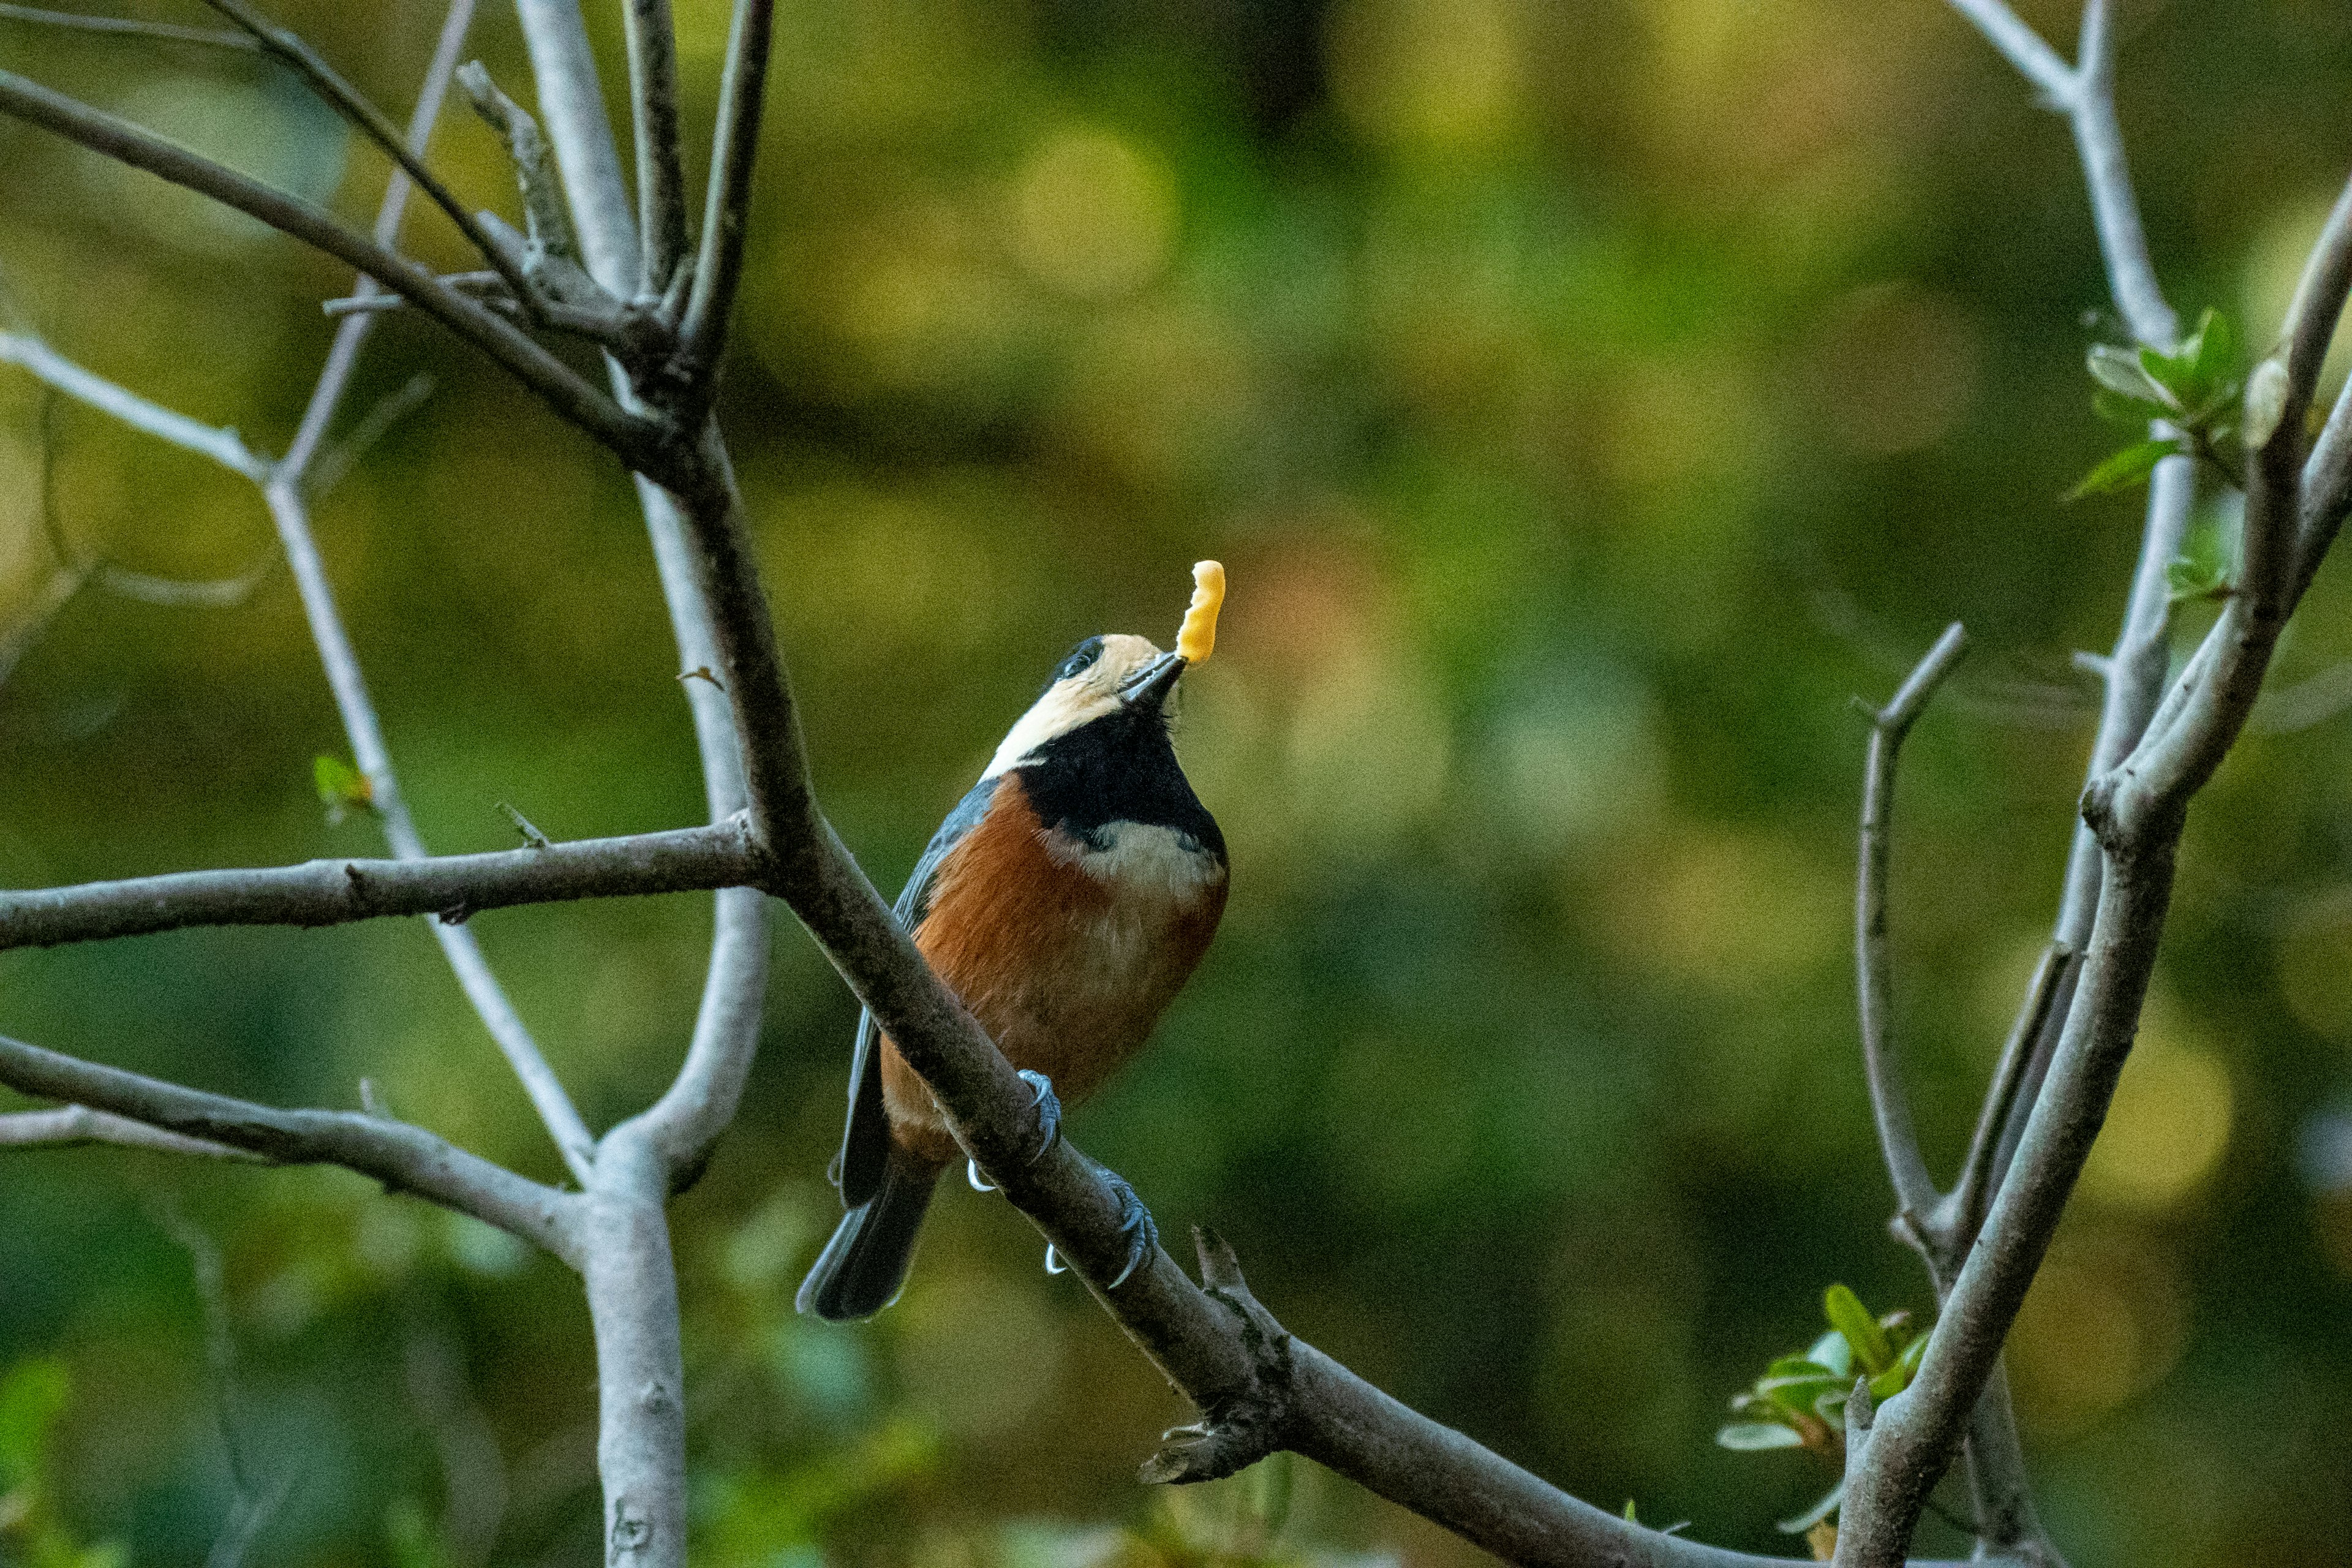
<box><xmin>0</xmin><ymin>821</ymin><xmax>758</xmax><ymax>951</ymax></box>
<box><xmin>0</xmin><ymin>3</ymin><xmax>257</xmax><ymax>47</ymax></box>
<box><xmin>1857</xmin><ymin>622</ymin><xmax>1967</xmax><ymax>1221</ymax></box>
<box><xmin>1838</xmin><ymin>145</ymin><xmax>2352</xmax><ymax>1568</ymax></box>
<box><xmin>0</xmin><ymin>67</ymin><xmax>666</xmax><ymax>472</ymax></box>
<box><xmin>673</xmin><ymin>0</ymin><xmax>775</xmax><ymax>412</ymax></box>
<box><xmin>511</xmin><ymin>0</ymin><xmax>640</xmax><ymax>295</ymax></box>
<box><xmin>1942</xmin><ymin>0</ymin><xmax>2074</xmax><ymax>103</ymax></box>
<box><xmin>619</xmin><ymin>0</ymin><xmax>690</xmax><ymax>298</ymax></box>
<box><xmin>0</xmin><ymin>1104</ymin><xmax>255</xmax><ymax>1159</ymax></box>
<box><xmin>194</xmin><ymin>0</ymin><xmax>540</xmax><ymax>317</ymax></box>
<box><xmin>456</xmin><ymin>65</ymin><xmax>582</xmax><ymax>270</ymax></box>
<box><xmin>2070</xmin><ymin>0</ymin><xmax>2177</xmax><ymax>347</ymax></box>
<box><xmin>1948</xmin><ymin>944</ymin><xmax>2073</xmax><ymax>1253</ymax></box>
<box><xmin>0</xmin><ymin>1032</ymin><xmax>584</xmax><ymax>1264</ymax></box>
<box><xmin>0</xmin><ymin>330</ymin><xmax>267</xmax><ymax>478</ymax></box>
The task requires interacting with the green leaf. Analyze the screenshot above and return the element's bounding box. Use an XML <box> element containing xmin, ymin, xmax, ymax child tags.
<box><xmin>2069</xmin><ymin>438</ymin><xmax>2181</xmax><ymax>500</ymax></box>
<box><xmin>2093</xmin><ymin>386</ymin><xmax>2170</xmax><ymax>426</ymax></box>
<box><xmin>1824</xmin><ymin>1284</ymin><xmax>1893</xmax><ymax>1376</ymax></box>
<box><xmin>1805</xmin><ymin>1329</ymin><xmax>1853</xmax><ymax>1378</ymax></box>
<box><xmin>1868</xmin><ymin>1332</ymin><xmax>1931</xmax><ymax>1400</ymax></box>
<box><xmin>2164</xmin><ymin>559</ymin><xmax>2225</xmax><ymax>601</ymax></box>
<box><xmin>2088</xmin><ymin>344</ymin><xmax>2171</xmax><ymax>407</ymax></box>
<box><xmin>1777</xmin><ymin>1479</ymin><xmax>1846</xmax><ymax>1535</ymax></box>
<box><xmin>1716</xmin><ymin>1421</ymin><xmax>1806</xmax><ymax>1451</ymax></box>
<box><xmin>2188</xmin><ymin>307</ymin><xmax>2237</xmax><ymax>391</ymax></box>
<box><xmin>314</xmin><ymin>755</ymin><xmax>375</xmax><ymax>824</ymax></box>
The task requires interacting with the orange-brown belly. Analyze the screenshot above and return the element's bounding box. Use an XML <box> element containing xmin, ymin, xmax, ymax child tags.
<box><xmin>878</xmin><ymin>780</ymin><xmax>1224</xmax><ymax>1165</ymax></box>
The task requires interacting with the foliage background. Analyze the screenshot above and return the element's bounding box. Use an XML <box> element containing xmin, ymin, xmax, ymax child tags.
<box><xmin>5</xmin><ymin>1</ymin><xmax>2352</xmax><ymax>1564</ymax></box>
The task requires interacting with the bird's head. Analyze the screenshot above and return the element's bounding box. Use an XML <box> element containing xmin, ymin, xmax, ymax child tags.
<box><xmin>983</xmin><ymin>634</ymin><xmax>1186</xmax><ymax>780</ymax></box>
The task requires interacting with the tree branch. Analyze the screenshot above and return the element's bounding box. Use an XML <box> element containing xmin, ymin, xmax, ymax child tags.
<box><xmin>0</xmin><ymin>1104</ymin><xmax>256</xmax><ymax>1159</ymax></box>
<box><xmin>1857</xmin><ymin>622</ymin><xmax>1968</xmax><ymax>1223</ymax></box>
<box><xmin>2069</xmin><ymin>0</ymin><xmax>2176</xmax><ymax>349</ymax></box>
<box><xmin>0</xmin><ymin>1032</ymin><xmax>584</xmax><ymax>1263</ymax></box>
<box><xmin>619</xmin><ymin>0</ymin><xmax>690</xmax><ymax>298</ymax></box>
<box><xmin>0</xmin><ymin>821</ymin><xmax>758</xmax><ymax>951</ymax></box>
<box><xmin>1946</xmin><ymin>943</ymin><xmax>2073</xmax><ymax>1255</ymax></box>
<box><xmin>1836</xmin><ymin>148</ymin><xmax>2352</xmax><ymax>1568</ymax></box>
<box><xmin>0</xmin><ymin>3</ymin><xmax>257</xmax><ymax>48</ymax></box>
<box><xmin>0</xmin><ymin>330</ymin><xmax>267</xmax><ymax>479</ymax></box>
<box><xmin>0</xmin><ymin>67</ymin><xmax>668</xmax><ymax>473</ymax></box>
<box><xmin>194</xmin><ymin>0</ymin><xmax>541</xmax><ymax>317</ymax></box>
<box><xmin>671</xmin><ymin>0</ymin><xmax>774</xmax><ymax>415</ymax></box>
<box><xmin>1942</xmin><ymin>0</ymin><xmax>2073</xmax><ymax>102</ymax></box>
<box><xmin>502</xmin><ymin>12</ymin><xmax>766</xmax><ymax>1565</ymax></box>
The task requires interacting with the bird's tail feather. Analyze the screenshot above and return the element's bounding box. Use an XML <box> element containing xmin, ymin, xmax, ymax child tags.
<box><xmin>796</xmin><ymin>1142</ymin><xmax>941</xmax><ymax>1321</ymax></box>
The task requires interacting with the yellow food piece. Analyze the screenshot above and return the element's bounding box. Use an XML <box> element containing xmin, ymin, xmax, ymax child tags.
<box><xmin>1177</xmin><ymin>560</ymin><xmax>1225</xmax><ymax>663</ymax></box>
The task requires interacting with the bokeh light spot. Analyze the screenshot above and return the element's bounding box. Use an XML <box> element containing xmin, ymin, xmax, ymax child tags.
<box><xmin>2007</xmin><ymin>1235</ymin><xmax>2187</xmax><ymax>1436</ymax></box>
<box><xmin>1008</xmin><ymin>128</ymin><xmax>1176</xmax><ymax>300</ymax></box>
<box><xmin>1329</xmin><ymin>0</ymin><xmax>1528</xmax><ymax>150</ymax></box>
<box><xmin>2080</xmin><ymin>1014</ymin><xmax>2232</xmax><ymax>1210</ymax></box>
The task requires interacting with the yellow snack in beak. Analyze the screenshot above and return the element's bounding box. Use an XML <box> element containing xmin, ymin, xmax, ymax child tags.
<box><xmin>1177</xmin><ymin>560</ymin><xmax>1224</xmax><ymax>664</ymax></box>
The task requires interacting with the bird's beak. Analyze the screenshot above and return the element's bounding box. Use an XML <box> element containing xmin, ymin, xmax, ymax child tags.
<box><xmin>1118</xmin><ymin>651</ymin><xmax>1187</xmax><ymax>709</ymax></box>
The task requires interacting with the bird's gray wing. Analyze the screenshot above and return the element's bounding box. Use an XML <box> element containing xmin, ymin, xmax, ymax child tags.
<box><xmin>834</xmin><ymin>774</ymin><xmax>1003</xmax><ymax>1204</ymax></box>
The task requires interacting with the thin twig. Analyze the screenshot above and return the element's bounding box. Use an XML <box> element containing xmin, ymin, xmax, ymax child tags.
<box><xmin>2070</xmin><ymin>0</ymin><xmax>2177</xmax><ymax>349</ymax></box>
<box><xmin>0</xmin><ymin>820</ymin><xmax>758</xmax><ymax>951</ymax></box>
<box><xmin>0</xmin><ymin>330</ymin><xmax>266</xmax><ymax>478</ymax></box>
<box><xmin>1947</xmin><ymin>944</ymin><xmax>2073</xmax><ymax>1257</ymax></box>
<box><xmin>673</xmin><ymin>0</ymin><xmax>774</xmax><ymax>411</ymax></box>
<box><xmin>1857</xmin><ymin>622</ymin><xmax>1968</xmax><ymax>1221</ymax></box>
<box><xmin>620</xmin><ymin>0</ymin><xmax>689</xmax><ymax>298</ymax></box>
<box><xmin>0</xmin><ymin>2</ymin><xmax>257</xmax><ymax>47</ymax></box>
<box><xmin>1942</xmin><ymin>0</ymin><xmax>2074</xmax><ymax>102</ymax></box>
<box><xmin>195</xmin><ymin>0</ymin><xmax>541</xmax><ymax>318</ymax></box>
<box><xmin>0</xmin><ymin>1104</ymin><xmax>255</xmax><ymax>1158</ymax></box>
<box><xmin>304</xmin><ymin>371</ymin><xmax>434</xmax><ymax>497</ymax></box>
<box><xmin>0</xmin><ymin>67</ymin><xmax>665</xmax><ymax>473</ymax></box>
<box><xmin>0</xmin><ymin>1032</ymin><xmax>584</xmax><ymax>1264</ymax></box>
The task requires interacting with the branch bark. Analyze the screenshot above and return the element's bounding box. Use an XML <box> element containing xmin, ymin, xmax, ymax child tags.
<box><xmin>0</xmin><ymin>822</ymin><xmax>758</xmax><ymax>951</ymax></box>
<box><xmin>1856</xmin><ymin>622</ymin><xmax>1967</xmax><ymax>1222</ymax></box>
<box><xmin>0</xmin><ymin>1032</ymin><xmax>583</xmax><ymax>1264</ymax></box>
<box><xmin>0</xmin><ymin>1104</ymin><xmax>255</xmax><ymax>1159</ymax></box>
<box><xmin>1834</xmin><ymin>145</ymin><xmax>2352</xmax><ymax>1568</ymax></box>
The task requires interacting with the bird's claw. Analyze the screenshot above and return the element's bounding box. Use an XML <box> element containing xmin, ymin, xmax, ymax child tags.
<box><xmin>1106</xmin><ymin>1171</ymin><xmax>1158</xmax><ymax>1290</ymax></box>
<box><xmin>967</xmin><ymin>1158</ymin><xmax>996</xmax><ymax>1193</ymax></box>
<box><xmin>1019</xmin><ymin>1069</ymin><xmax>1062</xmax><ymax>1164</ymax></box>
<box><xmin>1044</xmin><ymin>1172</ymin><xmax>1158</xmax><ymax>1290</ymax></box>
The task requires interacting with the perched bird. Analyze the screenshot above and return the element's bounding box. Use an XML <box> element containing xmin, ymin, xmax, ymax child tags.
<box><xmin>798</xmin><ymin>572</ymin><xmax>1230</xmax><ymax>1322</ymax></box>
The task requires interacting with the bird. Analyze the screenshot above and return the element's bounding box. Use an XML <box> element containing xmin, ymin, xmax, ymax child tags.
<box><xmin>797</xmin><ymin>578</ymin><xmax>1229</xmax><ymax>1322</ymax></box>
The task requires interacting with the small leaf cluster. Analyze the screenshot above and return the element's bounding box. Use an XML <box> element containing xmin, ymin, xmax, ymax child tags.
<box><xmin>2072</xmin><ymin>308</ymin><xmax>2248</xmax><ymax>499</ymax></box>
<box><xmin>1716</xmin><ymin>1286</ymin><xmax>1928</xmax><ymax>1538</ymax></box>
<box><xmin>314</xmin><ymin>753</ymin><xmax>375</xmax><ymax>825</ymax></box>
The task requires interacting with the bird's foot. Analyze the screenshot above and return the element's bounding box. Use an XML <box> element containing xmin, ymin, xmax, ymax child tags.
<box><xmin>973</xmin><ymin>1071</ymin><xmax>1060</xmax><ymax>1194</ymax></box>
<box><xmin>1019</xmin><ymin>1069</ymin><xmax>1062</xmax><ymax>1163</ymax></box>
<box><xmin>1041</xmin><ymin>1171</ymin><xmax>1159</xmax><ymax>1291</ymax></box>
<box><xmin>1105</xmin><ymin>1171</ymin><xmax>1159</xmax><ymax>1289</ymax></box>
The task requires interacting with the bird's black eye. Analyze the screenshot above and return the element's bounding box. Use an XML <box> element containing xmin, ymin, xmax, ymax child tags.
<box><xmin>1052</xmin><ymin>637</ymin><xmax>1105</xmax><ymax>685</ymax></box>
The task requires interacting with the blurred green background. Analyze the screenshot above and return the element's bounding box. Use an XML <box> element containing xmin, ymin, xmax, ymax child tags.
<box><xmin>6</xmin><ymin>1</ymin><xmax>2352</xmax><ymax>1564</ymax></box>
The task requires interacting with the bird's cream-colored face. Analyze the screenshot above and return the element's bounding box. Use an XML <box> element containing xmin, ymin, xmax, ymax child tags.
<box><xmin>984</xmin><ymin>633</ymin><xmax>1167</xmax><ymax>779</ymax></box>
